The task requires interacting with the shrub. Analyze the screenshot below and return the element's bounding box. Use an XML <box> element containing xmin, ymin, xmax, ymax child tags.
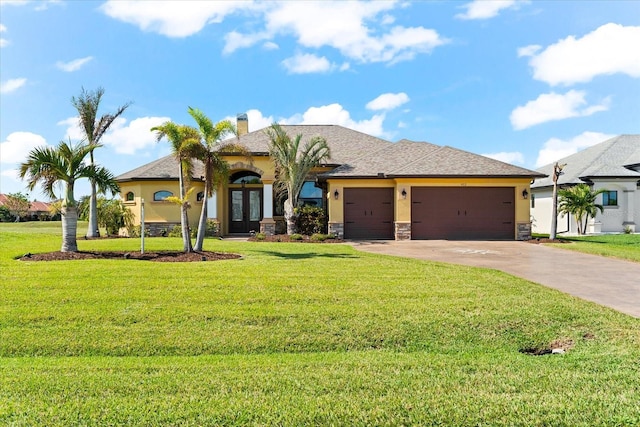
<box><xmin>290</xmin><ymin>233</ymin><xmax>303</xmax><ymax>241</ymax></box>
<box><xmin>310</xmin><ymin>233</ymin><xmax>327</xmax><ymax>242</ymax></box>
<box><xmin>294</xmin><ymin>205</ymin><xmax>326</xmax><ymax>235</ymax></box>
<box><xmin>255</xmin><ymin>233</ymin><xmax>266</xmax><ymax>241</ymax></box>
<box><xmin>204</xmin><ymin>219</ymin><xmax>219</xmax><ymax>237</ymax></box>
<box><xmin>130</xmin><ymin>226</ymin><xmax>150</xmax><ymax>237</ymax></box>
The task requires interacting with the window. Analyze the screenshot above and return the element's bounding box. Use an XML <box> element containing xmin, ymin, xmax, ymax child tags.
<box><xmin>230</xmin><ymin>171</ymin><xmax>261</xmax><ymax>184</ymax></box>
<box><xmin>154</xmin><ymin>190</ymin><xmax>173</xmax><ymax>201</ymax></box>
<box><xmin>602</xmin><ymin>191</ymin><xmax>617</xmax><ymax>206</ymax></box>
<box><xmin>125</xmin><ymin>191</ymin><xmax>134</xmax><ymax>201</ymax></box>
<box><xmin>299</xmin><ymin>181</ymin><xmax>323</xmax><ymax>208</ymax></box>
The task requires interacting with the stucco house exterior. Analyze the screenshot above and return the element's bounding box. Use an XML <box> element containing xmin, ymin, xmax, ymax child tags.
<box><xmin>115</xmin><ymin>116</ymin><xmax>544</xmax><ymax>240</ymax></box>
<box><xmin>531</xmin><ymin>134</ymin><xmax>640</xmax><ymax>235</ymax></box>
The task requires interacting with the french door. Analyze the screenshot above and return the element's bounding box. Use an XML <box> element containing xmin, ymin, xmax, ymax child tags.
<box><xmin>229</xmin><ymin>188</ymin><xmax>262</xmax><ymax>233</ymax></box>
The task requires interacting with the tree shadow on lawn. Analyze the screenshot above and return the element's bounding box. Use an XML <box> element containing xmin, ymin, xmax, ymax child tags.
<box><xmin>252</xmin><ymin>249</ymin><xmax>361</xmax><ymax>260</ymax></box>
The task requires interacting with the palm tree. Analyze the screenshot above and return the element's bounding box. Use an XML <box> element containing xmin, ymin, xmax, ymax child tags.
<box><xmin>265</xmin><ymin>123</ymin><xmax>331</xmax><ymax>235</ymax></box>
<box><xmin>151</xmin><ymin>122</ymin><xmax>201</xmax><ymax>252</ymax></box>
<box><xmin>71</xmin><ymin>87</ymin><xmax>131</xmax><ymax>238</ymax></box>
<box><xmin>19</xmin><ymin>140</ymin><xmax>119</xmax><ymax>252</ymax></box>
<box><xmin>187</xmin><ymin>107</ymin><xmax>246</xmax><ymax>251</ymax></box>
<box><xmin>558</xmin><ymin>183</ymin><xmax>606</xmax><ymax>235</ymax></box>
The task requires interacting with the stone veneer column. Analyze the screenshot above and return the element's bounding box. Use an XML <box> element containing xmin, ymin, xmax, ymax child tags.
<box><xmin>394</xmin><ymin>222</ymin><xmax>411</xmax><ymax>240</ymax></box>
<box><xmin>328</xmin><ymin>222</ymin><xmax>344</xmax><ymax>239</ymax></box>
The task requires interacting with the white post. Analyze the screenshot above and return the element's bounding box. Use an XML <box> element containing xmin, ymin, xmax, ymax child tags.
<box><xmin>140</xmin><ymin>198</ymin><xmax>145</xmax><ymax>254</ymax></box>
<box><xmin>263</xmin><ymin>183</ymin><xmax>273</xmax><ymax>218</ymax></box>
<box><xmin>207</xmin><ymin>192</ymin><xmax>218</xmax><ymax>219</ymax></box>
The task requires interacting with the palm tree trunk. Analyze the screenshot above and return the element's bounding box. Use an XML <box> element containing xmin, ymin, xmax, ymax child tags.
<box><xmin>87</xmin><ymin>181</ymin><xmax>100</xmax><ymax>237</ymax></box>
<box><xmin>178</xmin><ymin>162</ymin><xmax>193</xmax><ymax>252</ymax></box>
<box><xmin>194</xmin><ymin>198</ymin><xmax>207</xmax><ymax>251</ymax></box>
<box><xmin>61</xmin><ymin>206</ymin><xmax>79</xmax><ymax>252</ymax></box>
<box><xmin>284</xmin><ymin>199</ymin><xmax>295</xmax><ymax>235</ymax></box>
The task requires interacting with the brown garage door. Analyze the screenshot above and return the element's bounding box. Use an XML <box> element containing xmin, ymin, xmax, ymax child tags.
<box><xmin>344</xmin><ymin>188</ymin><xmax>394</xmax><ymax>239</ymax></box>
<box><xmin>411</xmin><ymin>187</ymin><xmax>514</xmax><ymax>240</ymax></box>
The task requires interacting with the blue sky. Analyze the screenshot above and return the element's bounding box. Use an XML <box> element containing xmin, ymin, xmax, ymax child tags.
<box><xmin>1</xmin><ymin>0</ymin><xmax>639</xmax><ymax>201</ymax></box>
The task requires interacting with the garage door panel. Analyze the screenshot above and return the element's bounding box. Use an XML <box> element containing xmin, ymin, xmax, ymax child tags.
<box><xmin>344</xmin><ymin>188</ymin><xmax>394</xmax><ymax>239</ymax></box>
<box><xmin>412</xmin><ymin>187</ymin><xmax>514</xmax><ymax>240</ymax></box>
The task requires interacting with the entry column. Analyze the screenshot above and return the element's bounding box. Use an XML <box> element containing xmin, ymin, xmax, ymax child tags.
<box><xmin>260</xmin><ymin>182</ymin><xmax>276</xmax><ymax>235</ymax></box>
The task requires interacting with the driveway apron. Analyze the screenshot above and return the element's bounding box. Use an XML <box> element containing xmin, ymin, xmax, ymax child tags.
<box><xmin>351</xmin><ymin>240</ymin><xmax>640</xmax><ymax>318</ymax></box>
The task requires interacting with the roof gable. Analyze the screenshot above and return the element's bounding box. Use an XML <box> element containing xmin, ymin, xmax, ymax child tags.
<box><xmin>533</xmin><ymin>134</ymin><xmax>640</xmax><ymax>188</ymax></box>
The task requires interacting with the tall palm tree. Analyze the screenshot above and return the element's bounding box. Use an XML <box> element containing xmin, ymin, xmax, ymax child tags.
<box><xmin>71</xmin><ymin>87</ymin><xmax>131</xmax><ymax>238</ymax></box>
<box><xmin>151</xmin><ymin>122</ymin><xmax>201</xmax><ymax>252</ymax></box>
<box><xmin>265</xmin><ymin>123</ymin><xmax>331</xmax><ymax>235</ymax></box>
<box><xmin>558</xmin><ymin>183</ymin><xmax>606</xmax><ymax>235</ymax></box>
<box><xmin>187</xmin><ymin>107</ymin><xmax>245</xmax><ymax>251</ymax></box>
<box><xmin>19</xmin><ymin>140</ymin><xmax>120</xmax><ymax>252</ymax></box>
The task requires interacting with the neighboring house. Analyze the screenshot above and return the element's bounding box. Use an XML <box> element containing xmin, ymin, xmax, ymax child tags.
<box><xmin>115</xmin><ymin>117</ymin><xmax>544</xmax><ymax>240</ymax></box>
<box><xmin>531</xmin><ymin>135</ymin><xmax>640</xmax><ymax>235</ymax></box>
<box><xmin>0</xmin><ymin>194</ymin><xmax>54</xmax><ymax>221</ymax></box>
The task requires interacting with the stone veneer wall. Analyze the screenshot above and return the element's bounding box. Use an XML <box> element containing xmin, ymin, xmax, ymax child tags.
<box><xmin>517</xmin><ymin>222</ymin><xmax>531</xmax><ymax>241</ymax></box>
<box><xmin>394</xmin><ymin>222</ymin><xmax>411</xmax><ymax>241</ymax></box>
<box><xmin>328</xmin><ymin>222</ymin><xmax>344</xmax><ymax>239</ymax></box>
<box><xmin>260</xmin><ymin>221</ymin><xmax>276</xmax><ymax>236</ymax></box>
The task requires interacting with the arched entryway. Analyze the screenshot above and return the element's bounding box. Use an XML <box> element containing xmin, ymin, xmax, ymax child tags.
<box><xmin>228</xmin><ymin>171</ymin><xmax>262</xmax><ymax>233</ymax></box>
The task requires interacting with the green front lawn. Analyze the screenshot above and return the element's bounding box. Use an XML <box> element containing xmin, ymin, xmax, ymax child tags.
<box><xmin>2</xmin><ymin>222</ymin><xmax>639</xmax><ymax>425</ymax></box>
<box><xmin>549</xmin><ymin>233</ymin><xmax>640</xmax><ymax>263</ymax></box>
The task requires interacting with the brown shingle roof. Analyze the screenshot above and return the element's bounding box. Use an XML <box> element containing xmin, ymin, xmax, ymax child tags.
<box><xmin>116</xmin><ymin>125</ymin><xmax>544</xmax><ymax>181</ymax></box>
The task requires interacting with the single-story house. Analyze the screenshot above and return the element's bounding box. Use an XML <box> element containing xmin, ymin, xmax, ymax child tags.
<box><xmin>0</xmin><ymin>194</ymin><xmax>54</xmax><ymax>221</ymax></box>
<box><xmin>531</xmin><ymin>134</ymin><xmax>640</xmax><ymax>235</ymax></box>
<box><xmin>115</xmin><ymin>116</ymin><xmax>545</xmax><ymax>240</ymax></box>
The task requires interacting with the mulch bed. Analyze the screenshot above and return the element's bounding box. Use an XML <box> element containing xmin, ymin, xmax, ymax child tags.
<box><xmin>18</xmin><ymin>251</ymin><xmax>241</xmax><ymax>262</ymax></box>
<box><xmin>526</xmin><ymin>238</ymin><xmax>570</xmax><ymax>244</ymax></box>
<box><xmin>247</xmin><ymin>235</ymin><xmax>343</xmax><ymax>243</ymax></box>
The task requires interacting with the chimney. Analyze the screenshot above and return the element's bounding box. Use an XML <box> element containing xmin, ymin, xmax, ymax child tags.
<box><xmin>237</xmin><ymin>113</ymin><xmax>248</xmax><ymax>136</ymax></box>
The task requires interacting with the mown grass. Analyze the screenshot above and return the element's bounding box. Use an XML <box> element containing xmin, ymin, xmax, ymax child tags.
<box><xmin>548</xmin><ymin>233</ymin><xmax>640</xmax><ymax>263</ymax></box>
<box><xmin>2</xmin><ymin>222</ymin><xmax>639</xmax><ymax>425</ymax></box>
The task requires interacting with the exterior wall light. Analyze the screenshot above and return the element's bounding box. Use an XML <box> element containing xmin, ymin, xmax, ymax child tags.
<box><xmin>334</xmin><ymin>189</ymin><xmax>339</xmax><ymax>200</ymax></box>
<box><xmin>401</xmin><ymin>189</ymin><xmax>407</xmax><ymax>199</ymax></box>
<box><xmin>522</xmin><ymin>189</ymin><xmax>529</xmax><ymax>199</ymax></box>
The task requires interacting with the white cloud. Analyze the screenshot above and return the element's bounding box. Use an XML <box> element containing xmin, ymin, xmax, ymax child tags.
<box><xmin>34</xmin><ymin>0</ymin><xmax>62</xmax><ymax>11</ymax></box>
<box><xmin>0</xmin><ymin>77</ymin><xmax>27</xmax><ymax>93</ymax></box>
<box><xmin>56</xmin><ymin>56</ymin><xmax>93</xmax><ymax>72</ymax></box>
<box><xmin>456</xmin><ymin>0</ymin><xmax>525</xmax><ymax>20</ymax></box>
<box><xmin>366</xmin><ymin>92</ymin><xmax>409</xmax><ymax>111</ymax></box>
<box><xmin>287</xmin><ymin>103</ymin><xmax>386</xmax><ymax>137</ymax></box>
<box><xmin>535</xmin><ymin>131</ymin><xmax>615</xmax><ymax>167</ymax></box>
<box><xmin>510</xmin><ymin>90</ymin><xmax>610</xmax><ymax>130</ymax></box>
<box><xmin>522</xmin><ymin>23</ymin><xmax>640</xmax><ymax>86</ymax></box>
<box><xmin>225</xmin><ymin>2</ymin><xmax>448</xmax><ymax>64</ymax></box>
<box><xmin>0</xmin><ymin>131</ymin><xmax>48</xmax><ymax>164</ymax></box>
<box><xmin>262</xmin><ymin>41</ymin><xmax>279</xmax><ymax>50</ymax></box>
<box><xmin>101</xmin><ymin>116</ymin><xmax>171</xmax><ymax>155</ymax></box>
<box><xmin>0</xmin><ymin>24</ymin><xmax>7</xmax><ymax>47</ymax></box>
<box><xmin>482</xmin><ymin>151</ymin><xmax>524</xmax><ymax>165</ymax></box>
<box><xmin>100</xmin><ymin>0</ymin><xmax>254</xmax><ymax>38</ymax></box>
<box><xmin>282</xmin><ymin>53</ymin><xmax>334</xmax><ymax>74</ymax></box>
<box><xmin>517</xmin><ymin>44</ymin><xmax>540</xmax><ymax>57</ymax></box>
<box><xmin>57</xmin><ymin>117</ymin><xmax>85</xmax><ymax>141</ymax></box>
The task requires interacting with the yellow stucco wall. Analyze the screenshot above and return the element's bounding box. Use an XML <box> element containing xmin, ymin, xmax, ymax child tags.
<box><xmin>120</xmin><ymin>180</ymin><xmax>205</xmax><ymax>228</ymax></box>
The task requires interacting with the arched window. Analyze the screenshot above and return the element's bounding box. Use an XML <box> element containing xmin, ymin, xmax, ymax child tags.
<box><xmin>125</xmin><ymin>191</ymin><xmax>134</xmax><ymax>201</ymax></box>
<box><xmin>230</xmin><ymin>171</ymin><xmax>261</xmax><ymax>184</ymax></box>
<box><xmin>154</xmin><ymin>190</ymin><xmax>173</xmax><ymax>201</ymax></box>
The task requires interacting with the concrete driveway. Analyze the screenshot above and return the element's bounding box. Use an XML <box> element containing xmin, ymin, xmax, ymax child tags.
<box><xmin>351</xmin><ymin>240</ymin><xmax>640</xmax><ymax>318</ymax></box>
